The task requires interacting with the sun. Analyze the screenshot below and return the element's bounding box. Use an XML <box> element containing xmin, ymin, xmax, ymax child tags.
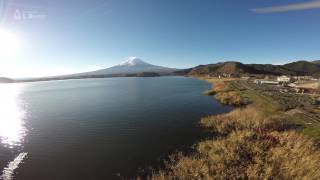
<box><xmin>0</xmin><ymin>28</ymin><xmax>20</xmax><ymax>57</ymax></box>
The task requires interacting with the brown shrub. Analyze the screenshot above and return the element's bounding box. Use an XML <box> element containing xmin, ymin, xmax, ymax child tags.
<box><xmin>151</xmin><ymin>131</ymin><xmax>320</xmax><ymax>180</ymax></box>
<box><xmin>214</xmin><ymin>91</ymin><xmax>244</xmax><ymax>105</ymax></box>
<box><xmin>264</xmin><ymin>131</ymin><xmax>320</xmax><ymax>179</ymax></box>
<box><xmin>197</xmin><ymin>131</ymin><xmax>277</xmax><ymax>179</ymax></box>
<box><xmin>201</xmin><ymin>106</ymin><xmax>293</xmax><ymax>135</ymax></box>
<box><xmin>150</xmin><ymin>154</ymin><xmax>210</xmax><ymax>180</ymax></box>
<box><xmin>213</xmin><ymin>82</ymin><xmax>229</xmax><ymax>92</ymax></box>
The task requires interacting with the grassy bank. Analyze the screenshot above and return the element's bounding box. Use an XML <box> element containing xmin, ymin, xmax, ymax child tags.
<box><xmin>148</xmin><ymin>77</ymin><xmax>320</xmax><ymax>179</ymax></box>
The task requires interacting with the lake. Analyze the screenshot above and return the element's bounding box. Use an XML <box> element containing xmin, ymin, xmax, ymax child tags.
<box><xmin>0</xmin><ymin>76</ymin><xmax>231</xmax><ymax>180</ymax></box>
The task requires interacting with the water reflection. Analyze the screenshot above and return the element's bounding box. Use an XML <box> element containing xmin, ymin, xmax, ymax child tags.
<box><xmin>1</xmin><ymin>153</ymin><xmax>28</xmax><ymax>180</ymax></box>
<box><xmin>0</xmin><ymin>84</ymin><xmax>26</xmax><ymax>148</ymax></box>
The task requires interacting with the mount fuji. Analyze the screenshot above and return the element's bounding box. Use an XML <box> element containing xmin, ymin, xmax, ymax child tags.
<box><xmin>77</xmin><ymin>57</ymin><xmax>177</xmax><ymax>76</ymax></box>
<box><xmin>15</xmin><ymin>57</ymin><xmax>178</xmax><ymax>82</ymax></box>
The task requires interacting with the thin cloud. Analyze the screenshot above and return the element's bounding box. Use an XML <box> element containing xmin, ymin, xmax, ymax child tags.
<box><xmin>251</xmin><ymin>0</ymin><xmax>320</xmax><ymax>13</ymax></box>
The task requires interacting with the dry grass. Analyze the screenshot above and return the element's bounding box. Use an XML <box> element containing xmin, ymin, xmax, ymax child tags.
<box><xmin>209</xmin><ymin>81</ymin><xmax>248</xmax><ymax>106</ymax></box>
<box><xmin>200</xmin><ymin>106</ymin><xmax>293</xmax><ymax>135</ymax></box>
<box><xmin>150</xmin><ymin>153</ymin><xmax>210</xmax><ymax>180</ymax></box>
<box><xmin>213</xmin><ymin>82</ymin><xmax>229</xmax><ymax>92</ymax></box>
<box><xmin>203</xmin><ymin>82</ymin><xmax>231</xmax><ymax>96</ymax></box>
<box><xmin>148</xmin><ymin>78</ymin><xmax>320</xmax><ymax>180</ymax></box>
<box><xmin>214</xmin><ymin>91</ymin><xmax>244</xmax><ymax>105</ymax></box>
<box><xmin>196</xmin><ymin>77</ymin><xmax>239</xmax><ymax>84</ymax></box>
<box><xmin>151</xmin><ymin>131</ymin><xmax>320</xmax><ymax>180</ymax></box>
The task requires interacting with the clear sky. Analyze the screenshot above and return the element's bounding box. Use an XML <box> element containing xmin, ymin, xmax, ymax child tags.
<box><xmin>0</xmin><ymin>0</ymin><xmax>320</xmax><ymax>78</ymax></box>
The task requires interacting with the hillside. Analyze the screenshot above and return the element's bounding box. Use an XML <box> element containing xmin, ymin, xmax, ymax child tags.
<box><xmin>0</xmin><ymin>77</ymin><xmax>14</xmax><ymax>83</ymax></box>
<box><xmin>187</xmin><ymin>61</ymin><xmax>320</xmax><ymax>77</ymax></box>
<box><xmin>189</xmin><ymin>61</ymin><xmax>259</xmax><ymax>76</ymax></box>
<box><xmin>247</xmin><ymin>64</ymin><xmax>293</xmax><ymax>75</ymax></box>
<box><xmin>312</xmin><ymin>60</ymin><xmax>320</xmax><ymax>65</ymax></box>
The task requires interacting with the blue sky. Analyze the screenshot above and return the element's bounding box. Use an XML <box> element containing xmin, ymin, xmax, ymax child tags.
<box><xmin>0</xmin><ymin>0</ymin><xmax>320</xmax><ymax>77</ymax></box>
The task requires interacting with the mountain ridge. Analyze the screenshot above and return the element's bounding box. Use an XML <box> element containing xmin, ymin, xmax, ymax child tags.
<box><xmin>312</xmin><ymin>60</ymin><xmax>320</xmax><ymax>65</ymax></box>
<box><xmin>8</xmin><ymin>59</ymin><xmax>320</xmax><ymax>83</ymax></box>
<box><xmin>0</xmin><ymin>77</ymin><xmax>14</xmax><ymax>83</ymax></box>
<box><xmin>185</xmin><ymin>60</ymin><xmax>320</xmax><ymax>78</ymax></box>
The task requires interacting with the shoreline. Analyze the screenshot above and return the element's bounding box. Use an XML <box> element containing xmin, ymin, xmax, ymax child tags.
<box><xmin>199</xmin><ymin>76</ymin><xmax>320</xmax><ymax>138</ymax></box>
<box><xmin>149</xmin><ymin>76</ymin><xmax>320</xmax><ymax>179</ymax></box>
<box><xmin>0</xmin><ymin>75</ymin><xmax>180</xmax><ymax>84</ymax></box>
<box><xmin>2</xmin><ymin>73</ymin><xmax>173</xmax><ymax>84</ymax></box>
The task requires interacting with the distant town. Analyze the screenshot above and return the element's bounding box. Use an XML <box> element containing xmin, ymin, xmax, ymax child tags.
<box><xmin>253</xmin><ymin>75</ymin><xmax>320</xmax><ymax>94</ymax></box>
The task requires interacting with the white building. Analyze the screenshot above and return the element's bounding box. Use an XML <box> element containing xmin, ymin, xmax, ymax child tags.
<box><xmin>292</xmin><ymin>76</ymin><xmax>312</xmax><ymax>81</ymax></box>
<box><xmin>288</xmin><ymin>83</ymin><xmax>297</xmax><ymax>88</ymax></box>
<box><xmin>277</xmin><ymin>75</ymin><xmax>290</xmax><ymax>83</ymax></box>
<box><xmin>254</xmin><ymin>79</ymin><xmax>279</xmax><ymax>85</ymax></box>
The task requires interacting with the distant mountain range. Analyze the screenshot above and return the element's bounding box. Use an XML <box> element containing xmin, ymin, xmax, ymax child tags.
<box><xmin>0</xmin><ymin>77</ymin><xmax>14</xmax><ymax>83</ymax></box>
<box><xmin>4</xmin><ymin>59</ymin><xmax>320</xmax><ymax>83</ymax></box>
<box><xmin>71</xmin><ymin>58</ymin><xmax>320</xmax><ymax>78</ymax></box>
<box><xmin>14</xmin><ymin>57</ymin><xmax>177</xmax><ymax>82</ymax></box>
<box><xmin>312</xmin><ymin>60</ymin><xmax>320</xmax><ymax>65</ymax></box>
<box><xmin>74</xmin><ymin>57</ymin><xmax>177</xmax><ymax>76</ymax></box>
<box><xmin>183</xmin><ymin>60</ymin><xmax>320</xmax><ymax>78</ymax></box>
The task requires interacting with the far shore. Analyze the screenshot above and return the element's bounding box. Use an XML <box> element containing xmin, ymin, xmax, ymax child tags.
<box><xmin>1</xmin><ymin>73</ymin><xmax>174</xmax><ymax>84</ymax></box>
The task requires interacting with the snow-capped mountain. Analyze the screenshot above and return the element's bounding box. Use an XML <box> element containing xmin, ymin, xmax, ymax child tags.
<box><xmin>118</xmin><ymin>57</ymin><xmax>148</xmax><ymax>66</ymax></box>
<box><xmin>77</xmin><ymin>57</ymin><xmax>177</xmax><ymax>76</ymax></box>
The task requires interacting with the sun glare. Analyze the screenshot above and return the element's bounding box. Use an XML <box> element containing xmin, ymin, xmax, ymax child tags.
<box><xmin>0</xmin><ymin>84</ymin><xmax>26</xmax><ymax>148</ymax></box>
<box><xmin>0</xmin><ymin>28</ymin><xmax>20</xmax><ymax>58</ymax></box>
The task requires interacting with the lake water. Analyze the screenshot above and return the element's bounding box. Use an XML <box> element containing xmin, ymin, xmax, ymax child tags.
<box><xmin>0</xmin><ymin>76</ymin><xmax>231</xmax><ymax>180</ymax></box>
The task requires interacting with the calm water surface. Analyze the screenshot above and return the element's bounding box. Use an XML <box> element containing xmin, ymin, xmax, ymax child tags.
<box><xmin>0</xmin><ymin>77</ymin><xmax>231</xmax><ymax>180</ymax></box>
